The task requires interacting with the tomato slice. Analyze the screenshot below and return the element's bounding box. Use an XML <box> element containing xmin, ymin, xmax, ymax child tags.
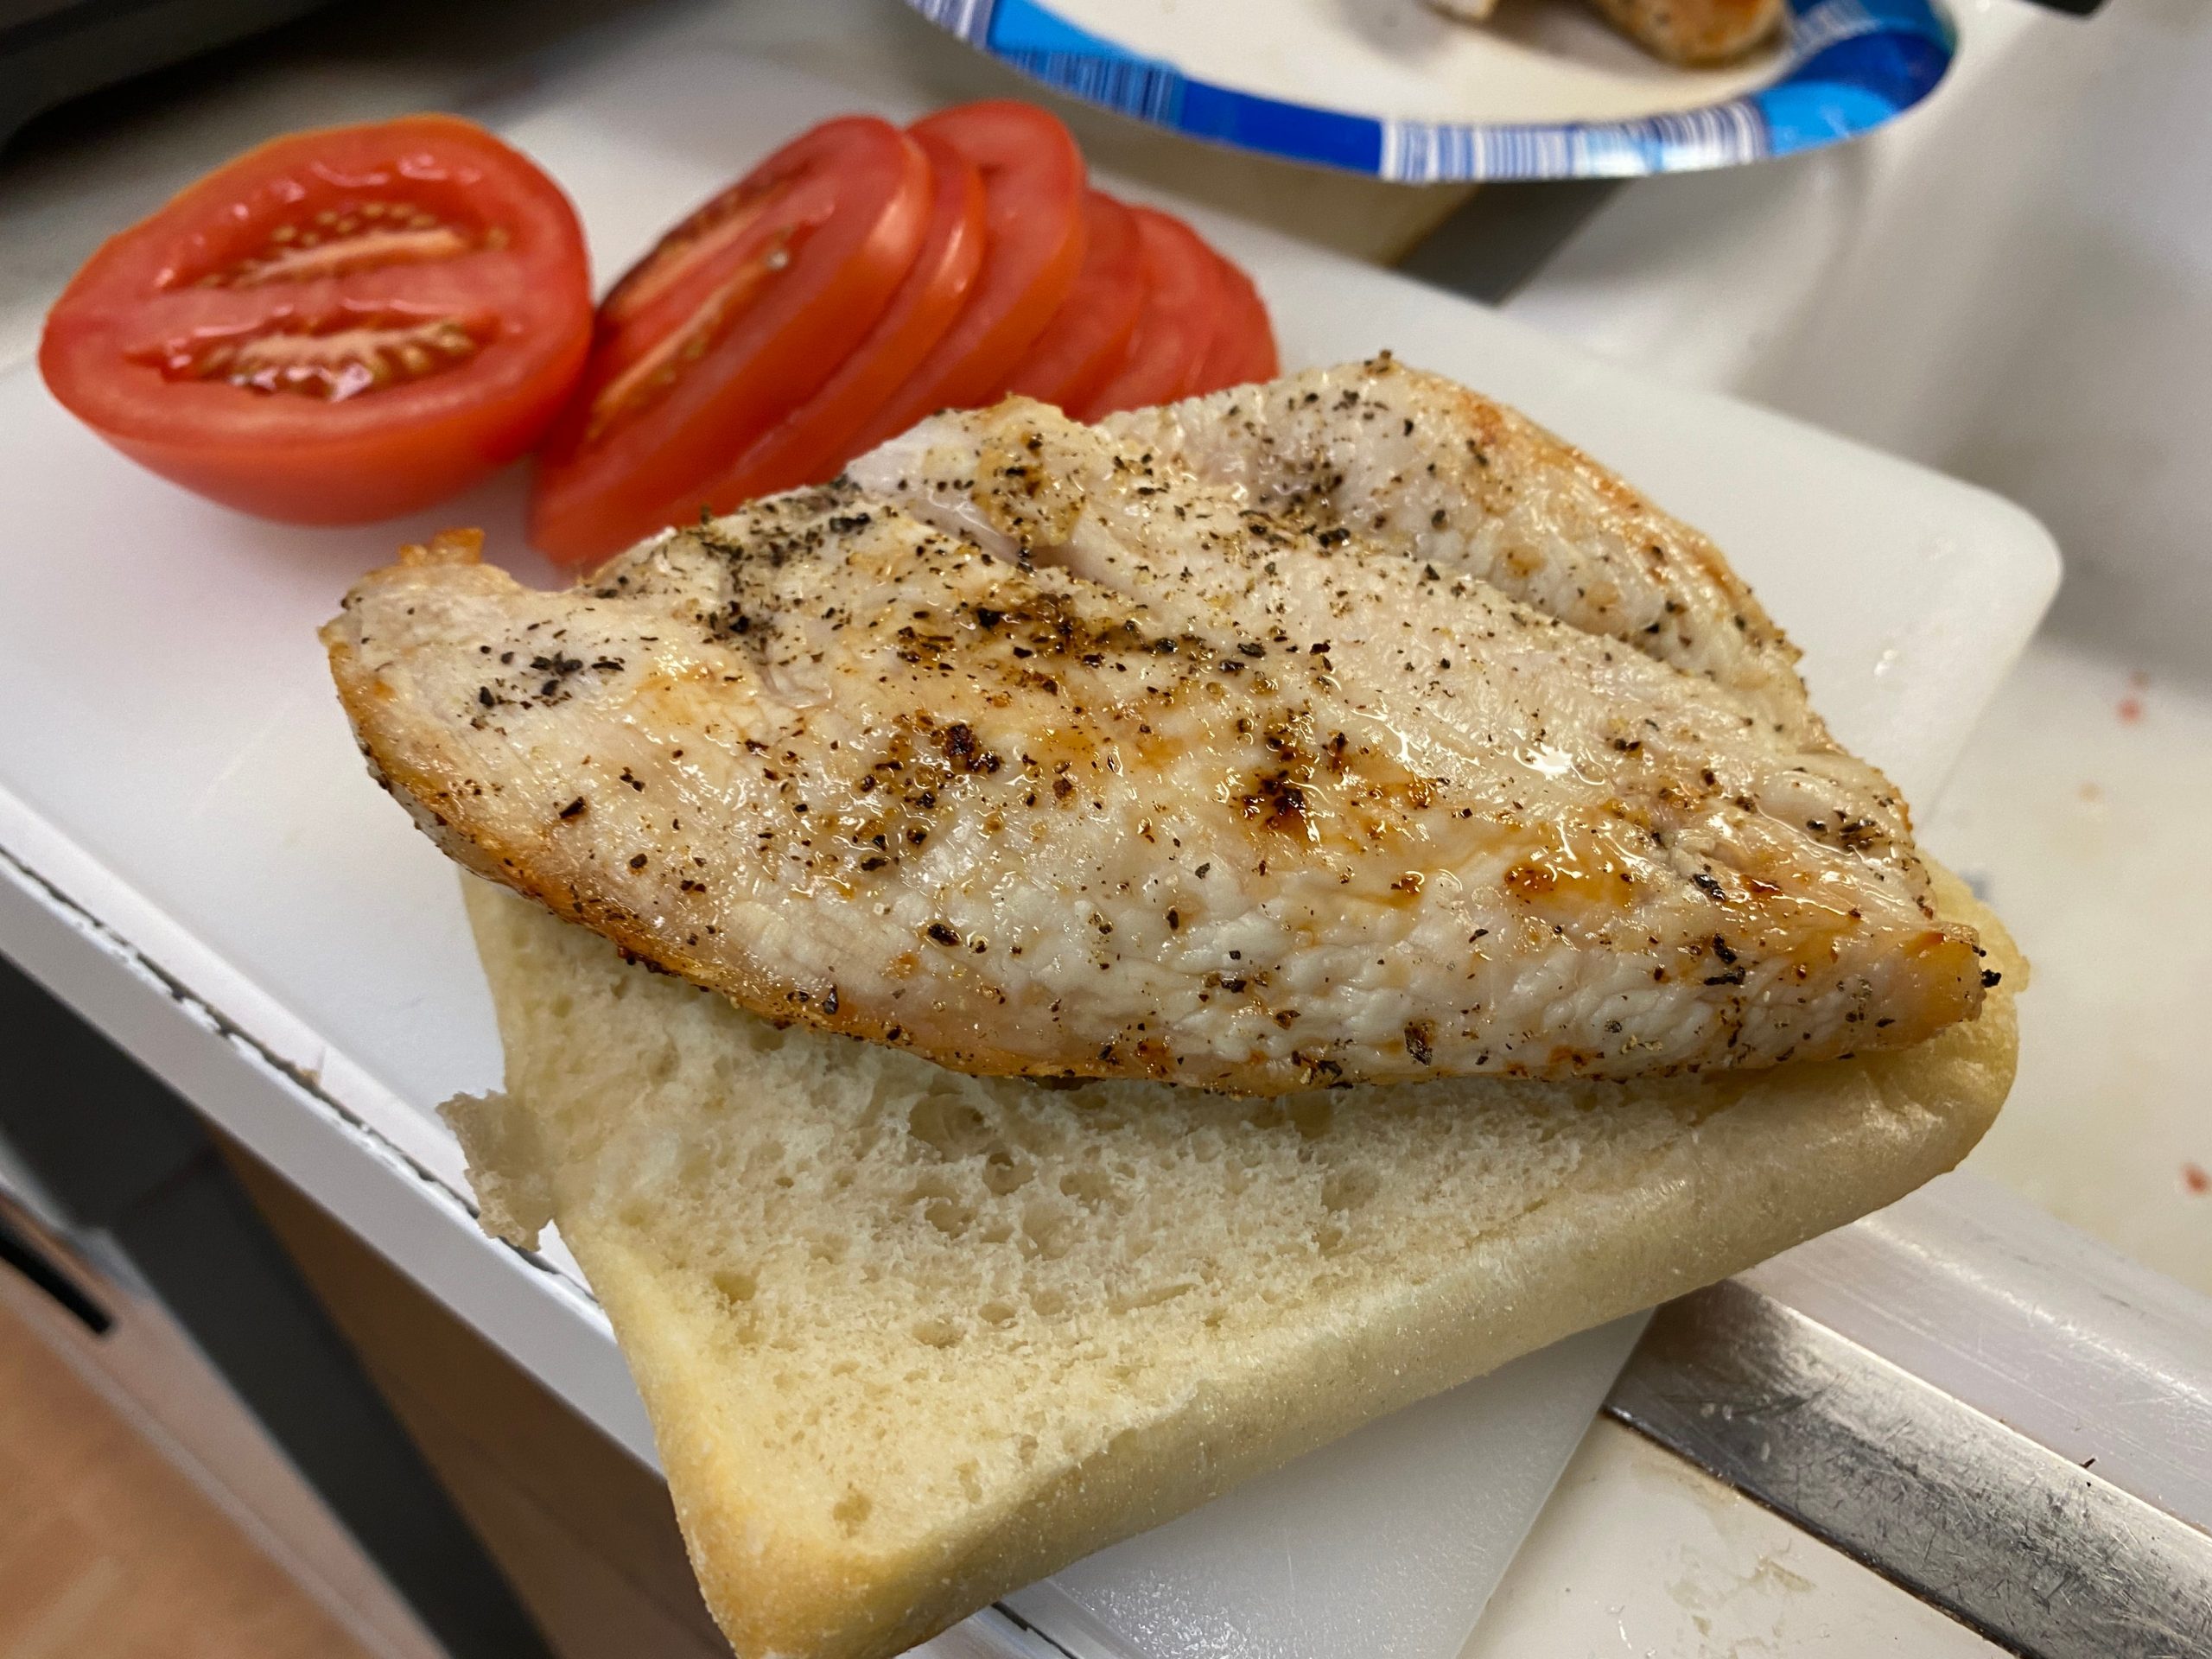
<box><xmin>1004</xmin><ymin>191</ymin><xmax>1144</xmax><ymax>414</ymax></box>
<box><xmin>1228</xmin><ymin>268</ymin><xmax>1282</xmax><ymax>385</ymax></box>
<box><xmin>1190</xmin><ymin>250</ymin><xmax>1279</xmax><ymax>396</ymax></box>
<box><xmin>38</xmin><ymin>115</ymin><xmax>591</xmax><ymax>524</ymax></box>
<box><xmin>531</xmin><ymin>117</ymin><xmax>932</xmax><ymax>566</ymax></box>
<box><xmin>1073</xmin><ymin>207</ymin><xmax>1229</xmax><ymax>422</ymax></box>
<box><xmin>842</xmin><ymin>100</ymin><xmax>1087</xmax><ymax>454</ymax></box>
<box><xmin>704</xmin><ymin>131</ymin><xmax>986</xmax><ymax>505</ymax></box>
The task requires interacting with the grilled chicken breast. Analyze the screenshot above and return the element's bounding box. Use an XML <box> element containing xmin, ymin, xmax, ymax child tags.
<box><xmin>1097</xmin><ymin>359</ymin><xmax>1812</xmax><ymax>735</ymax></box>
<box><xmin>326</xmin><ymin>360</ymin><xmax>1985</xmax><ymax>1096</ymax></box>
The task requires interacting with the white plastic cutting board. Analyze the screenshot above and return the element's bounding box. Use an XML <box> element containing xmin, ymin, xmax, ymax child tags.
<box><xmin>0</xmin><ymin>40</ymin><xmax>2056</xmax><ymax>1659</ymax></box>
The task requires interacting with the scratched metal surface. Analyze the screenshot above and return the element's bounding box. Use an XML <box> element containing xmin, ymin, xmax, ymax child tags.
<box><xmin>1608</xmin><ymin>1276</ymin><xmax>2212</xmax><ymax>1658</ymax></box>
<box><xmin>1740</xmin><ymin>1175</ymin><xmax>2212</xmax><ymax>1531</ymax></box>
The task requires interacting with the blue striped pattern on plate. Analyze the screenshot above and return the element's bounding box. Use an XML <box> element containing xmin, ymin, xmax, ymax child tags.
<box><xmin>906</xmin><ymin>0</ymin><xmax>1955</xmax><ymax>181</ymax></box>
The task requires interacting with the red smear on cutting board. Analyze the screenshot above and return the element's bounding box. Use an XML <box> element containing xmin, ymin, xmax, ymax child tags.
<box><xmin>2183</xmin><ymin>1162</ymin><xmax>2208</xmax><ymax>1195</ymax></box>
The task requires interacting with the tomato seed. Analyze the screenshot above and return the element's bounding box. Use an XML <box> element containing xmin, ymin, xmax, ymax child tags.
<box><xmin>206</xmin><ymin>201</ymin><xmax>483</xmax><ymax>289</ymax></box>
<box><xmin>161</xmin><ymin>315</ymin><xmax>483</xmax><ymax>400</ymax></box>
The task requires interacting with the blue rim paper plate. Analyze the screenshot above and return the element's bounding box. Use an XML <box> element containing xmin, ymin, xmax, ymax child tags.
<box><xmin>906</xmin><ymin>0</ymin><xmax>1955</xmax><ymax>181</ymax></box>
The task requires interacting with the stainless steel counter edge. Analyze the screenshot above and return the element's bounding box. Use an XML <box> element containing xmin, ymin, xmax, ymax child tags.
<box><xmin>1745</xmin><ymin>1172</ymin><xmax>2212</xmax><ymax>1528</ymax></box>
<box><xmin>1609</xmin><ymin>1191</ymin><xmax>2212</xmax><ymax>1658</ymax></box>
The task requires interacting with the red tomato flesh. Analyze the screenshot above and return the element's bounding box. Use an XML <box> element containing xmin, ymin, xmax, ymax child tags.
<box><xmin>1190</xmin><ymin>249</ymin><xmax>1279</xmax><ymax>396</ymax></box>
<box><xmin>1228</xmin><ymin>269</ymin><xmax>1282</xmax><ymax>385</ymax></box>
<box><xmin>38</xmin><ymin>115</ymin><xmax>592</xmax><ymax>524</ymax></box>
<box><xmin>708</xmin><ymin>130</ymin><xmax>987</xmax><ymax>505</ymax></box>
<box><xmin>531</xmin><ymin>117</ymin><xmax>931</xmax><ymax>566</ymax></box>
<box><xmin>842</xmin><ymin>100</ymin><xmax>1087</xmax><ymax>454</ymax></box>
<box><xmin>1074</xmin><ymin>206</ymin><xmax>1228</xmax><ymax>421</ymax></box>
<box><xmin>1005</xmin><ymin>191</ymin><xmax>1144</xmax><ymax>414</ymax></box>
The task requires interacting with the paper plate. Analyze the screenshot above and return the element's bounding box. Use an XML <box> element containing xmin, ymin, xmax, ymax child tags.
<box><xmin>906</xmin><ymin>0</ymin><xmax>1955</xmax><ymax>181</ymax></box>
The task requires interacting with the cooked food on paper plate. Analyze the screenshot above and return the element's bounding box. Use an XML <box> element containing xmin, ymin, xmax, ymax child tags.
<box><xmin>1426</xmin><ymin>0</ymin><xmax>1786</xmax><ymax>66</ymax></box>
<box><xmin>325</xmin><ymin>357</ymin><xmax>2018</xmax><ymax>1659</ymax></box>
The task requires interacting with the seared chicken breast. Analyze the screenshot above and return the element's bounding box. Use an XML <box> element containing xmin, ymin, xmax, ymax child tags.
<box><xmin>1098</xmin><ymin>359</ymin><xmax>1812</xmax><ymax>736</ymax></box>
<box><xmin>326</xmin><ymin>361</ymin><xmax>1985</xmax><ymax>1096</ymax></box>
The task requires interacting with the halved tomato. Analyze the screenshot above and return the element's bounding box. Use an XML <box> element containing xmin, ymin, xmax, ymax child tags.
<box><xmin>531</xmin><ymin>117</ymin><xmax>932</xmax><ymax>566</ymax></box>
<box><xmin>39</xmin><ymin>115</ymin><xmax>592</xmax><ymax>524</ymax></box>
<box><xmin>1190</xmin><ymin>250</ymin><xmax>1279</xmax><ymax>396</ymax></box>
<box><xmin>1005</xmin><ymin>191</ymin><xmax>1145</xmax><ymax>414</ymax></box>
<box><xmin>1074</xmin><ymin>207</ymin><xmax>1228</xmax><ymax>421</ymax></box>
<box><xmin>842</xmin><ymin>100</ymin><xmax>1087</xmax><ymax>454</ymax></box>
<box><xmin>707</xmin><ymin>130</ymin><xmax>987</xmax><ymax>505</ymax></box>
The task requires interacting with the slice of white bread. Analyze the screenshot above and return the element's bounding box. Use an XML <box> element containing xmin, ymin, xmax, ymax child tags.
<box><xmin>446</xmin><ymin>868</ymin><xmax>2019</xmax><ymax>1659</ymax></box>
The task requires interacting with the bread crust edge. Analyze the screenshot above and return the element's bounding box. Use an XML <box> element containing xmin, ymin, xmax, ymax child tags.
<box><xmin>454</xmin><ymin>867</ymin><xmax>2018</xmax><ymax>1659</ymax></box>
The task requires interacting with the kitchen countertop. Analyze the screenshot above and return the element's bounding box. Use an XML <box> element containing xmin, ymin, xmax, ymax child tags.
<box><xmin>0</xmin><ymin>3</ymin><xmax>2039</xmax><ymax>1655</ymax></box>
